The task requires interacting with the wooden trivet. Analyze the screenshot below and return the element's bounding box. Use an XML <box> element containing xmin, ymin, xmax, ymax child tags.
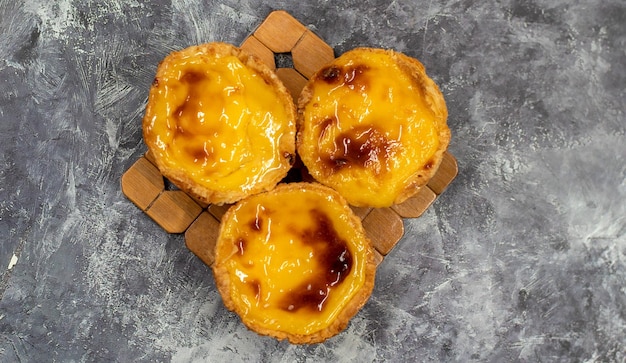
<box><xmin>121</xmin><ymin>10</ymin><xmax>458</xmax><ymax>268</ymax></box>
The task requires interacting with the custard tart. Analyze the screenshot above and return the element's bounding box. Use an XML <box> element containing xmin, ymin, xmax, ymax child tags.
<box><xmin>297</xmin><ymin>48</ymin><xmax>450</xmax><ymax>207</ymax></box>
<box><xmin>212</xmin><ymin>182</ymin><xmax>376</xmax><ymax>344</ymax></box>
<box><xmin>143</xmin><ymin>42</ymin><xmax>296</xmax><ymax>205</ymax></box>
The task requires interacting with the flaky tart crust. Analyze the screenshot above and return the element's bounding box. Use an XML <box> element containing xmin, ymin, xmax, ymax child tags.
<box><xmin>143</xmin><ymin>42</ymin><xmax>296</xmax><ymax>205</ymax></box>
<box><xmin>297</xmin><ymin>47</ymin><xmax>451</xmax><ymax>207</ymax></box>
<box><xmin>212</xmin><ymin>182</ymin><xmax>377</xmax><ymax>344</ymax></box>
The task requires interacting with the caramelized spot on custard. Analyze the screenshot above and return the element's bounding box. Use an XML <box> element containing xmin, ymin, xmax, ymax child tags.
<box><xmin>180</xmin><ymin>70</ymin><xmax>207</xmax><ymax>84</ymax></box>
<box><xmin>343</xmin><ymin>65</ymin><xmax>369</xmax><ymax>91</ymax></box>
<box><xmin>321</xmin><ymin>66</ymin><xmax>342</xmax><ymax>83</ymax></box>
<box><xmin>187</xmin><ymin>146</ymin><xmax>209</xmax><ymax>163</ymax></box>
<box><xmin>424</xmin><ymin>159</ymin><xmax>434</xmax><ymax>170</ymax></box>
<box><xmin>174</xmin><ymin>104</ymin><xmax>185</xmax><ymax>120</ymax></box>
<box><xmin>248</xmin><ymin>278</ymin><xmax>261</xmax><ymax>302</ymax></box>
<box><xmin>245</xmin><ymin>206</ymin><xmax>272</xmax><ymax>233</ymax></box>
<box><xmin>152</xmin><ymin>77</ymin><xmax>159</xmax><ymax>87</ymax></box>
<box><xmin>319</xmin><ymin>64</ymin><xmax>369</xmax><ymax>91</ymax></box>
<box><xmin>318</xmin><ymin>117</ymin><xmax>336</xmax><ymax>142</ymax></box>
<box><xmin>236</xmin><ymin>237</ymin><xmax>247</xmax><ymax>256</ymax></box>
<box><xmin>249</xmin><ymin>215</ymin><xmax>262</xmax><ymax>232</ymax></box>
<box><xmin>281</xmin><ymin>209</ymin><xmax>353</xmax><ymax>313</ymax></box>
<box><xmin>173</xmin><ymin>71</ymin><xmax>209</xmax><ymax>122</ymax></box>
<box><xmin>322</xmin><ymin>125</ymin><xmax>394</xmax><ymax>174</ymax></box>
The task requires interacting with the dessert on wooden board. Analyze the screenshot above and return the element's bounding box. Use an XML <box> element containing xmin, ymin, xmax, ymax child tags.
<box><xmin>212</xmin><ymin>182</ymin><xmax>377</xmax><ymax>344</ymax></box>
<box><xmin>142</xmin><ymin>42</ymin><xmax>296</xmax><ymax>206</ymax></box>
<box><xmin>131</xmin><ymin>12</ymin><xmax>455</xmax><ymax>343</ymax></box>
<box><xmin>297</xmin><ymin>47</ymin><xmax>451</xmax><ymax>208</ymax></box>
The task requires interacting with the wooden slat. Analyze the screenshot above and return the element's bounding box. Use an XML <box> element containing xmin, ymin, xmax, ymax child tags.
<box><xmin>121</xmin><ymin>157</ymin><xmax>164</xmax><ymax>211</ymax></box>
<box><xmin>253</xmin><ymin>10</ymin><xmax>307</xmax><ymax>53</ymax></box>
<box><xmin>185</xmin><ymin>212</ymin><xmax>221</xmax><ymax>266</ymax></box>
<box><xmin>391</xmin><ymin>187</ymin><xmax>437</xmax><ymax>219</ymax></box>
<box><xmin>189</xmin><ymin>195</ymin><xmax>210</xmax><ymax>209</ymax></box>
<box><xmin>146</xmin><ymin>190</ymin><xmax>203</xmax><ymax>233</ymax></box>
<box><xmin>373</xmin><ymin>250</ymin><xmax>384</xmax><ymax>268</ymax></box>
<box><xmin>275</xmin><ymin>67</ymin><xmax>308</xmax><ymax>101</ymax></box>
<box><xmin>350</xmin><ymin>206</ymin><xmax>373</xmax><ymax>220</ymax></box>
<box><xmin>427</xmin><ymin>152</ymin><xmax>458</xmax><ymax>195</ymax></box>
<box><xmin>292</xmin><ymin>31</ymin><xmax>335</xmax><ymax>78</ymax></box>
<box><xmin>207</xmin><ymin>203</ymin><xmax>232</xmax><ymax>221</ymax></box>
<box><xmin>145</xmin><ymin>150</ymin><xmax>156</xmax><ymax>165</ymax></box>
<box><xmin>241</xmin><ymin>35</ymin><xmax>276</xmax><ymax>69</ymax></box>
<box><xmin>362</xmin><ymin>208</ymin><xmax>405</xmax><ymax>256</ymax></box>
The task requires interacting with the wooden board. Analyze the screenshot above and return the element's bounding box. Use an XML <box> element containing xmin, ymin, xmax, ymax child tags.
<box><xmin>121</xmin><ymin>10</ymin><xmax>458</xmax><ymax>268</ymax></box>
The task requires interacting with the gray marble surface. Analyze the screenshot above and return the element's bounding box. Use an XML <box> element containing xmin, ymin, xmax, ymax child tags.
<box><xmin>1</xmin><ymin>0</ymin><xmax>625</xmax><ymax>362</ymax></box>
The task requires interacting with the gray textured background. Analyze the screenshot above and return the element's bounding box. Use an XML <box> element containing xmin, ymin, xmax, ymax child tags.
<box><xmin>1</xmin><ymin>0</ymin><xmax>625</xmax><ymax>362</ymax></box>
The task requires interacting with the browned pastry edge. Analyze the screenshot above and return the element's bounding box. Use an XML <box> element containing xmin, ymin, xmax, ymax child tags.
<box><xmin>212</xmin><ymin>182</ymin><xmax>377</xmax><ymax>344</ymax></box>
<box><xmin>296</xmin><ymin>47</ymin><xmax>451</xmax><ymax>207</ymax></box>
<box><xmin>143</xmin><ymin>42</ymin><xmax>296</xmax><ymax>205</ymax></box>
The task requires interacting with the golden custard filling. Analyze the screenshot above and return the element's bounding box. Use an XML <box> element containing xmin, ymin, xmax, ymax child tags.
<box><xmin>144</xmin><ymin>49</ymin><xmax>294</xmax><ymax>194</ymax></box>
<box><xmin>216</xmin><ymin>185</ymin><xmax>370</xmax><ymax>336</ymax></box>
<box><xmin>300</xmin><ymin>50</ymin><xmax>442</xmax><ymax>207</ymax></box>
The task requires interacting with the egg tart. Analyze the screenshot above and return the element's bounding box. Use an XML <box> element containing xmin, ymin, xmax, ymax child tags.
<box><xmin>297</xmin><ymin>48</ymin><xmax>450</xmax><ymax>207</ymax></box>
<box><xmin>143</xmin><ymin>42</ymin><xmax>296</xmax><ymax>205</ymax></box>
<box><xmin>212</xmin><ymin>182</ymin><xmax>376</xmax><ymax>344</ymax></box>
